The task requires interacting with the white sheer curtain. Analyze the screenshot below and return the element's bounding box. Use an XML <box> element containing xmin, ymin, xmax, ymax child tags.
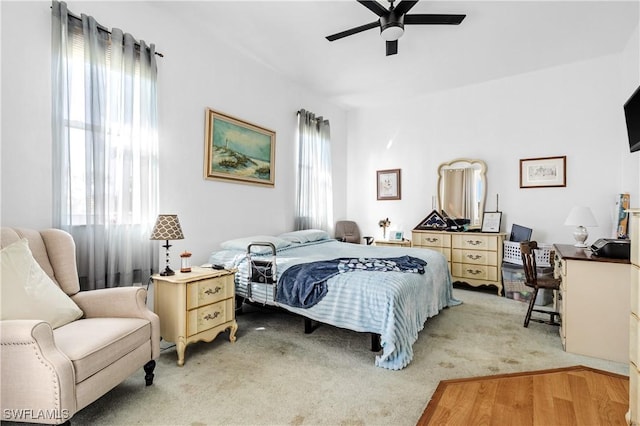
<box><xmin>295</xmin><ymin>109</ymin><xmax>334</xmax><ymax>234</ymax></box>
<box><xmin>52</xmin><ymin>1</ymin><xmax>159</xmax><ymax>289</ymax></box>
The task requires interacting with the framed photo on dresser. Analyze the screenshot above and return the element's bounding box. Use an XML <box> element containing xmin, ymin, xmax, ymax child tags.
<box><xmin>481</xmin><ymin>212</ymin><xmax>502</xmax><ymax>233</ymax></box>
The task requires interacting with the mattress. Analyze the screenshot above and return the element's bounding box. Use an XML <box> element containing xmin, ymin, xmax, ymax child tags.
<box><xmin>209</xmin><ymin>237</ymin><xmax>460</xmax><ymax>370</ymax></box>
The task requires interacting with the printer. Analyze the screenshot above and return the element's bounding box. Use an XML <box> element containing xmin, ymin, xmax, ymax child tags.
<box><xmin>590</xmin><ymin>238</ymin><xmax>631</xmax><ymax>260</ymax></box>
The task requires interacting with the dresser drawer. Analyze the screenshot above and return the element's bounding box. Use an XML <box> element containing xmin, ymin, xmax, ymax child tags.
<box><xmin>631</xmin><ymin>368</ymin><xmax>640</xmax><ymax>424</ymax></box>
<box><xmin>631</xmin><ymin>213</ymin><xmax>639</xmax><ymax>265</ymax></box>
<box><xmin>632</xmin><ymin>313</ymin><xmax>639</xmax><ymax>366</ymax></box>
<box><xmin>187</xmin><ymin>274</ymin><xmax>234</xmax><ymax>310</ymax></box>
<box><xmin>633</xmin><ymin>266</ymin><xmax>639</xmax><ymax>316</ymax></box>
<box><xmin>452</xmin><ymin>234</ymin><xmax>498</xmax><ymax>251</ymax></box>
<box><xmin>452</xmin><ymin>249</ymin><xmax>497</xmax><ymax>266</ymax></box>
<box><xmin>412</xmin><ymin>232</ymin><xmax>451</xmax><ymax>248</ymax></box>
<box><xmin>187</xmin><ymin>298</ymin><xmax>233</xmax><ymax>337</ymax></box>
<box><xmin>452</xmin><ymin>263</ymin><xmax>498</xmax><ymax>281</ymax></box>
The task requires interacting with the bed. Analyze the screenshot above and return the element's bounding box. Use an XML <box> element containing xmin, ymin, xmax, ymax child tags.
<box><xmin>208</xmin><ymin>229</ymin><xmax>460</xmax><ymax>370</ymax></box>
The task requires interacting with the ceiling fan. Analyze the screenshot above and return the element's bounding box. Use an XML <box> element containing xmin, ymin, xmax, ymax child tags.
<box><xmin>326</xmin><ymin>0</ymin><xmax>466</xmax><ymax>56</ymax></box>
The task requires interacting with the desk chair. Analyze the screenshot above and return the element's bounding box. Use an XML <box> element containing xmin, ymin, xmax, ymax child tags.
<box><xmin>520</xmin><ymin>240</ymin><xmax>561</xmax><ymax>327</ymax></box>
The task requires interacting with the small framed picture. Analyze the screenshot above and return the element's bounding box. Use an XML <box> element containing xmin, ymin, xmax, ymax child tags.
<box><xmin>519</xmin><ymin>156</ymin><xmax>566</xmax><ymax>188</ymax></box>
<box><xmin>390</xmin><ymin>231</ymin><xmax>404</xmax><ymax>241</ymax></box>
<box><xmin>481</xmin><ymin>212</ymin><xmax>502</xmax><ymax>233</ymax></box>
<box><xmin>377</xmin><ymin>169</ymin><xmax>401</xmax><ymax>200</ymax></box>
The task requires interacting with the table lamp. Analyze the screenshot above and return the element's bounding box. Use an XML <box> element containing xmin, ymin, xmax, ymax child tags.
<box><xmin>150</xmin><ymin>214</ymin><xmax>184</xmax><ymax>276</ymax></box>
<box><xmin>564</xmin><ymin>206</ymin><xmax>597</xmax><ymax>248</ymax></box>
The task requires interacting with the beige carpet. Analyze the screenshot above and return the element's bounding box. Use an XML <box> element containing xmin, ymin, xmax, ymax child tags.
<box><xmin>45</xmin><ymin>288</ymin><xmax>629</xmax><ymax>425</ymax></box>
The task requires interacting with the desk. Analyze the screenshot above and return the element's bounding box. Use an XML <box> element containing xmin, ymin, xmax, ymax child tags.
<box><xmin>554</xmin><ymin>244</ymin><xmax>630</xmax><ymax>363</ymax></box>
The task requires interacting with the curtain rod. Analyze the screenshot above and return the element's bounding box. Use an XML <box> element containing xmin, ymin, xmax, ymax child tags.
<box><xmin>52</xmin><ymin>6</ymin><xmax>164</xmax><ymax>58</ymax></box>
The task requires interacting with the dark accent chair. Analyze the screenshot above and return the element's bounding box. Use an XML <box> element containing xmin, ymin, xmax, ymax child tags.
<box><xmin>520</xmin><ymin>240</ymin><xmax>561</xmax><ymax>328</ymax></box>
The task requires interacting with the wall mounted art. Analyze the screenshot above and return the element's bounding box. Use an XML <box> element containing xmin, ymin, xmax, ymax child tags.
<box><xmin>377</xmin><ymin>169</ymin><xmax>401</xmax><ymax>200</ymax></box>
<box><xmin>204</xmin><ymin>108</ymin><xmax>275</xmax><ymax>186</ymax></box>
<box><xmin>519</xmin><ymin>156</ymin><xmax>566</xmax><ymax>188</ymax></box>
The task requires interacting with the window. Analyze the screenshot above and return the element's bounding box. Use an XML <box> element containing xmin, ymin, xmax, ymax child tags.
<box><xmin>52</xmin><ymin>1</ymin><xmax>159</xmax><ymax>289</ymax></box>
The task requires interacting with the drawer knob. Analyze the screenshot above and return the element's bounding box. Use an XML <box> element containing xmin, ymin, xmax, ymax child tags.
<box><xmin>466</xmin><ymin>240</ymin><xmax>482</xmax><ymax>246</ymax></box>
<box><xmin>204</xmin><ymin>312</ymin><xmax>221</xmax><ymax>321</ymax></box>
<box><xmin>466</xmin><ymin>254</ymin><xmax>482</xmax><ymax>260</ymax></box>
<box><xmin>426</xmin><ymin>237</ymin><xmax>438</xmax><ymax>243</ymax></box>
<box><xmin>466</xmin><ymin>269</ymin><xmax>482</xmax><ymax>275</ymax></box>
<box><xmin>204</xmin><ymin>286</ymin><xmax>222</xmax><ymax>295</ymax></box>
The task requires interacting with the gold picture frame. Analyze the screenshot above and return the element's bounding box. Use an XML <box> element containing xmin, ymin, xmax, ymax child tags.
<box><xmin>204</xmin><ymin>108</ymin><xmax>275</xmax><ymax>186</ymax></box>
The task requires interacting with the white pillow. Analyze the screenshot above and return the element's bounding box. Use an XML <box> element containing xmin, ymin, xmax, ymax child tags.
<box><xmin>1</xmin><ymin>238</ymin><xmax>83</xmax><ymax>329</ymax></box>
<box><xmin>220</xmin><ymin>235</ymin><xmax>291</xmax><ymax>254</ymax></box>
<box><xmin>278</xmin><ymin>229</ymin><xmax>330</xmax><ymax>244</ymax></box>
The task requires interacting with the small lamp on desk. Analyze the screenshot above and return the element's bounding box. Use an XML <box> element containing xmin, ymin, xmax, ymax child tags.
<box><xmin>150</xmin><ymin>214</ymin><xmax>185</xmax><ymax>276</ymax></box>
<box><xmin>564</xmin><ymin>206</ymin><xmax>597</xmax><ymax>248</ymax></box>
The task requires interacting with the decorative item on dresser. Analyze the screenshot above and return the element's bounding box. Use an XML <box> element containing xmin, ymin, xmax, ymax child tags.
<box><xmin>412</xmin><ymin>229</ymin><xmax>506</xmax><ymax>295</ymax></box>
<box><xmin>553</xmin><ymin>243</ymin><xmax>630</xmax><ymax>363</ymax></box>
<box><xmin>627</xmin><ymin>208</ymin><xmax>640</xmax><ymax>426</ymax></box>
<box><xmin>153</xmin><ymin>266</ymin><xmax>238</xmax><ymax>366</ymax></box>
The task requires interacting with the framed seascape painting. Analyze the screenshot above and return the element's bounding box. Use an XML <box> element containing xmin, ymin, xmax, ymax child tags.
<box><xmin>519</xmin><ymin>156</ymin><xmax>566</xmax><ymax>188</ymax></box>
<box><xmin>204</xmin><ymin>108</ymin><xmax>276</xmax><ymax>186</ymax></box>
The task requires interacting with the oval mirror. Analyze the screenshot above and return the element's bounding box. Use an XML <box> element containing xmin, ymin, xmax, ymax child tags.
<box><xmin>437</xmin><ymin>159</ymin><xmax>487</xmax><ymax>228</ymax></box>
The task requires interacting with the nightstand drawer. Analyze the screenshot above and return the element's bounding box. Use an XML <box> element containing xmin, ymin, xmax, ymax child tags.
<box><xmin>187</xmin><ymin>274</ymin><xmax>234</xmax><ymax>310</ymax></box>
<box><xmin>452</xmin><ymin>249</ymin><xmax>497</xmax><ymax>266</ymax></box>
<box><xmin>452</xmin><ymin>263</ymin><xmax>497</xmax><ymax>281</ymax></box>
<box><xmin>187</xmin><ymin>298</ymin><xmax>233</xmax><ymax>337</ymax></box>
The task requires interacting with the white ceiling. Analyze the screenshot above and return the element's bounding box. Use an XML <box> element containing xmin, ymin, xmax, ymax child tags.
<box><xmin>158</xmin><ymin>1</ymin><xmax>639</xmax><ymax>109</ymax></box>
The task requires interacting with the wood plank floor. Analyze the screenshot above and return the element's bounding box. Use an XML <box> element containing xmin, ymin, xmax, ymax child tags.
<box><xmin>418</xmin><ymin>365</ymin><xmax>629</xmax><ymax>426</ymax></box>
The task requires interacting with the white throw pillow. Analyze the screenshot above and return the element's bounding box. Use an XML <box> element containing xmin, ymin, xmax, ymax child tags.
<box><xmin>1</xmin><ymin>238</ymin><xmax>83</xmax><ymax>329</ymax></box>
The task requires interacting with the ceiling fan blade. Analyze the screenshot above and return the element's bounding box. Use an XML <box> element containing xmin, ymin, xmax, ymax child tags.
<box><xmin>405</xmin><ymin>14</ymin><xmax>466</xmax><ymax>25</ymax></box>
<box><xmin>326</xmin><ymin>21</ymin><xmax>380</xmax><ymax>41</ymax></box>
<box><xmin>357</xmin><ymin>0</ymin><xmax>388</xmax><ymax>17</ymax></box>
<box><xmin>386</xmin><ymin>40</ymin><xmax>398</xmax><ymax>56</ymax></box>
<box><xmin>393</xmin><ymin>0</ymin><xmax>419</xmax><ymax>16</ymax></box>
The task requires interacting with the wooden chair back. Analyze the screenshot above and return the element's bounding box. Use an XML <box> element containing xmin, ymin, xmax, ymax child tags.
<box><xmin>520</xmin><ymin>240</ymin><xmax>538</xmax><ymax>287</ymax></box>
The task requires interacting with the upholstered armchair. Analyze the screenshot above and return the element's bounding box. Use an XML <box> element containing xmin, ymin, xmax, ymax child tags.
<box><xmin>335</xmin><ymin>221</ymin><xmax>373</xmax><ymax>245</ymax></box>
<box><xmin>0</xmin><ymin>227</ymin><xmax>160</xmax><ymax>425</ymax></box>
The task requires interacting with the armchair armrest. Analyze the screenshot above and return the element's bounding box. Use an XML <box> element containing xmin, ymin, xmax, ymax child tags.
<box><xmin>71</xmin><ymin>287</ymin><xmax>160</xmax><ymax>359</ymax></box>
<box><xmin>0</xmin><ymin>320</ymin><xmax>76</xmax><ymax>424</ymax></box>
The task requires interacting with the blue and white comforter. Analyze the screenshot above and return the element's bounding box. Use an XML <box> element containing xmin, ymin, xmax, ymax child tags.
<box><xmin>209</xmin><ymin>239</ymin><xmax>460</xmax><ymax>370</ymax></box>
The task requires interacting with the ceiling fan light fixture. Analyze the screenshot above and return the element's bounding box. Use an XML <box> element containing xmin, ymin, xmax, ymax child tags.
<box><xmin>380</xmin><ymin>24</ymin><xmax>404</xmax><ymax>41</ymax></box>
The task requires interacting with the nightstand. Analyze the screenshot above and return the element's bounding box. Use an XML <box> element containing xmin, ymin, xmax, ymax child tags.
<box><xmin>153</xmin><ymin>266</ymin><xmax>238</xmax><ymax>366</ymax></box>
<box><xmin>374</xmin><ymin>239</ymin><xmax>412</xmax><ymax>248</ymax></box>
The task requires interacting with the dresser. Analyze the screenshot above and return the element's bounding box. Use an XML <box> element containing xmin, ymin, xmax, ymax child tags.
<box><xmin>153</xmin><ymin>267</ymin><xmax>238</xmax><ymax>366</ymax></box>
<box><xmin>628</xmin><ymin>209</ymin><xmax>640</xmax><ymax>425</ymax></box>
<box><xmin>553</xmin><ymin>244</ymin><xmax>630</xmax><ymax>364</ymax></box>
<box><xmin>412</xmin><ymin>230</ymin><xmax>506</xmax><ymax>295</ymax></box>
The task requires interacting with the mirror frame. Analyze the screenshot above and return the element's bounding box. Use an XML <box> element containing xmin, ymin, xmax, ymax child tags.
<box><xmin>437</xmin><ymin>158</ymin><xmax>487</xmax><ymax>229</ymax></box>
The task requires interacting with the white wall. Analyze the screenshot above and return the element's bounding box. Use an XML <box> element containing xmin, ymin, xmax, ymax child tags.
<box><xmin>347</xmin><ymin>37</ymin><xmax>640</xmax><ymax>245</ymax></box>
<box><xmin>2</xmin><ymin>1</ymin><xmax>638</xmax><ymax>267</ymax></box>
<box><xmin>1</xmin><ymin>1</ymin><xmax>348</xmax><ymax>266</ymax></box>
